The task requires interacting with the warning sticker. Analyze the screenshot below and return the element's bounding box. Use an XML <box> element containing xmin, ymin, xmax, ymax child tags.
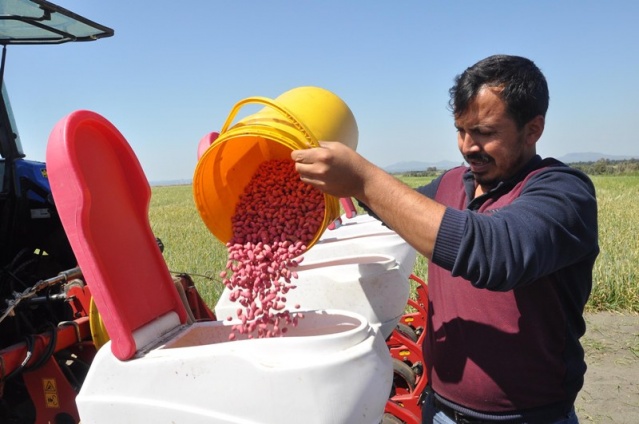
<box><xmin>45</xmin><ymin>393</ymin><xmax>60</xmax><ymax>408</ymax></box>
<box><xmin>43</xmin><ymin>379</ymin><xmax>59</xmax><ymax>408</ymax></box>
<box><xmin>43</xmin><ymin>379</ymin><xmax>57</xmax><ymax>392</ymax></box>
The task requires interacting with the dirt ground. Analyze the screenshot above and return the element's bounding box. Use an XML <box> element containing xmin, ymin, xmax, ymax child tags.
<box><xmin>575</xmin><ymin>312</ymin><xmax>639</xmax><ymax>423</ymax></box>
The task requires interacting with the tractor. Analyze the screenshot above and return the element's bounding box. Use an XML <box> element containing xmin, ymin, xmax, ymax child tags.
<box><xmin>0</xmin><ymin>2</ymin><xmax>110</xmax><ymax>422</ymax></box>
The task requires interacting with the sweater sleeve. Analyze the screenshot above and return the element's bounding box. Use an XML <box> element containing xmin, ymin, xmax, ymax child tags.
<box><xmin>431</xmin><ymin>167</ymin><xmax>599</xmax><ymax>291</ymax></box>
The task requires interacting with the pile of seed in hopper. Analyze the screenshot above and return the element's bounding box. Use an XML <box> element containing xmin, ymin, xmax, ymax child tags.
<box><xmin>220</xmin><ymin>158</ymin><xmax>325</xmax><ymax>340</ymax></box>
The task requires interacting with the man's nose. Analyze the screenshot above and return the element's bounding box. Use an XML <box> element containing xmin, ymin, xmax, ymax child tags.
<box><xmin>459</xmin><ymin>132</ymin><xmax>480</xmax><ymax>153</ymax></box>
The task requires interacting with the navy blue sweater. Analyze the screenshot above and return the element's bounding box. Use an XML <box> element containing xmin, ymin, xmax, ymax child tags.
<box><xmin>418</xmin><ymin>155</ymin><xmax>599</xmax><ymax>413</ymax></box>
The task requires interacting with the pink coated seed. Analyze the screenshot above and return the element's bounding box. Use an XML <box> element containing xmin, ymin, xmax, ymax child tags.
<box><xmin>223</xmin><ymin>159</ymin><xmax>323</xmax><ymax>340</ymax></box>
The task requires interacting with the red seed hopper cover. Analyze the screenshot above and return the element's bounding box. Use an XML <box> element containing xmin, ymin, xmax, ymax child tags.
<box><xmin>46</xmin><ymin>110</ymin><xmax>187</xmax><ymax>360</ymax></box>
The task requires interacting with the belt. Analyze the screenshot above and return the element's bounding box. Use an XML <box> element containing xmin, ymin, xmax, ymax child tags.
<box><xmin>432</xmin><ymin>396</ymin><xmax>492</xmax><ymax>423</ymax></box>
<box><xmin>431</xmin><ymin>393</ymin><xmax>572</xmax><ymax>424</ymax></box>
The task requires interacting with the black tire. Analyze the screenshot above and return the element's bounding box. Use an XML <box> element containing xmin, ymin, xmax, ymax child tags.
<box><xmin>395</xmin><ymin>322</ymin><xmax>418</xmax><ymax>343</ymax></box>
<box><xmin>393</xmin><ymin>358</ymin><xmax>417</xmax><ymax>392</ymax></box>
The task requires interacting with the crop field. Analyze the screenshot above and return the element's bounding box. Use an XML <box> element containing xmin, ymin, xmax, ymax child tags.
<box><xmin>149</xmin><ymin>174</ymin><xmax>639</xmax><ymax>313</ymax></box>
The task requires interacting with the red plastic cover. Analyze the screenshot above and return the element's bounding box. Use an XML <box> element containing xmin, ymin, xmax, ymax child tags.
<box><xmin>46</xmin><ymin>110</ymin><xmax>187</xmax><ymax>360</ymax></box>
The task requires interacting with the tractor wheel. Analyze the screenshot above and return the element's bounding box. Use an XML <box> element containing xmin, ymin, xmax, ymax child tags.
<box><xmin>395</xmin><ymin>322</ymin><xmax>418</xmax><ymax>343</ymax></box>
<box><xmin>392</xmin><ymin>358</ymin><xmax>417</xmax><ymax>393</ymax></box>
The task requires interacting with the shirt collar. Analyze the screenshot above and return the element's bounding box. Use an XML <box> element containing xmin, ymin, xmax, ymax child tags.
<box><xmin>463</xmin><ymin>154</ymin><xmax>542</xmax><ymax>203</ymax></box>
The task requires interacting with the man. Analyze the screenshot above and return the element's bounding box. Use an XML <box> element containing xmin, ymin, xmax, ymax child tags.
<box><xmin>292</xmin><ymin>55</ymin><xmax>598</xmax><ymax>423</ymax></box>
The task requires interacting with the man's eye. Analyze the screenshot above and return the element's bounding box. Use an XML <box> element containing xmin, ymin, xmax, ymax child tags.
<box><xmin>474</xmin><ymin>129</ymin><xmax>494</xmax><ymax>137</ymax></box>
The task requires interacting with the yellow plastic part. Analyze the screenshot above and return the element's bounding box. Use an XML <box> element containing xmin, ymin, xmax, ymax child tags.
<box><xmin>89</xmin><ymin>296</ymin><xmax>110</xmax><ymax>350</ymax></box>
<box><xmin>193</xmin><ymin>86</ymin><xmax>358</xmax><ymax>249</ymax></box>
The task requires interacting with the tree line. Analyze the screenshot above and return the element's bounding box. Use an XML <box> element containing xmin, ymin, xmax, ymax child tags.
<box><xmin>568</xmin><ymin>159</ymin><xmax>639</xmax><ymax>175</ymax></box>
<box><xmin>398</xmin><ymin>159</ymin><xmax>639</xmax><ymax>177</ymax></box>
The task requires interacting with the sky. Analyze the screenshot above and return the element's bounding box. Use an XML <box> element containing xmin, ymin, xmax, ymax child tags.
<box><xmin>4</xmin><ymin>0</ymin><xmax>639</xmax><ymax>183</ymax></box>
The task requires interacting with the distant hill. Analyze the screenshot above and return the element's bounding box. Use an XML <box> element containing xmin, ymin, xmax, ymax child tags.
<box><xmin>383</xmin><ymin>152</ymin><xmax>639</xmax><ymax>173</ymax></box>
<box><xmin>384</xmin><ymin>160</ymin><xmax>461</xmax><ymax>173</ymax></box>
<box><xmin>556</xmin><ymin>152</ymin><xmax>638</xmax><ymax>163</ymax></box>
<box><xmin>150</xmin><ymin>179</ymin><xmax>192</xmax><ymax>187</ymax></box>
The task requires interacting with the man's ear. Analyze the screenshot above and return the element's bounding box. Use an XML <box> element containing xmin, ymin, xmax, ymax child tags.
<box><xmin>525</xmin><ymin>115</ymin><xmax>545</xmax><ymax>146</ymax></box>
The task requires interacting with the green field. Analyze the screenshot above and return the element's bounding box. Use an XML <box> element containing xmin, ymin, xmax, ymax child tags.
<box><xmin>149</xmin><ymin>174</ymin><xmax>639</xmax><ymax>313</ymax></box>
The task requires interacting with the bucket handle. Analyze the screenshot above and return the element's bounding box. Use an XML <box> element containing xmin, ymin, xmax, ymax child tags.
<box><xmin>220</xmin><ymin>96</ymin><xmax>319</xmax><ymax>147</ymax></box>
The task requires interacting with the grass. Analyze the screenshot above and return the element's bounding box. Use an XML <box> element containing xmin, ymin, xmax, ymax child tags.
<box><xmin>588</xmin><ymin>175</ymin><xmax>639</xmax><ymax>312</ymax></box>
<box><xmin>149</xmin><ymin>174</ymin><xmax>639</xmax><ymax>314</ymax></box>
<box><xmin>149</xmin><ymin>185</ymin><xmax>228</xmax><ymax>305</ymax></box>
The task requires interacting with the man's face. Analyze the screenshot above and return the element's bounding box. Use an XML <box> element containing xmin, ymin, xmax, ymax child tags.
<box><xmin>455</xmin><ymin>86</ymin><xmax>542</xmax><ymax>193</ymax></box>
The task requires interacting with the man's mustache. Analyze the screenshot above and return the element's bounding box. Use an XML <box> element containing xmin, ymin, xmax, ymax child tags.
<box><xmin>463</xmin><ymin>153</ymin><xmax>492</xmax><ymax>163</ymax></box>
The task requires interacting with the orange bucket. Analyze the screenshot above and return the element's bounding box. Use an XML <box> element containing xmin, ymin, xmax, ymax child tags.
<box><xmin>192</xmin><ymin>86</ymin><xmax>358</xmax><ymax>249</ymax></box>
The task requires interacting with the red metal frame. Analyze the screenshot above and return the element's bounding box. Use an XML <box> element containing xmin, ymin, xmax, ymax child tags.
<box><xmin>385</xmin><ymin>273</ymin><xmax>429</xmax><ymax>424</ymax></box>
<box><xmin>0</xmin><ymin>317</ymin><xmax>92</xmax><ymax>378</ymax></box>
<box><xmin>0</xmin><ymin>315</ymin><xmax>95</xmax><ymax>424</ymax></box>
<box><xmin>21</xmin><ymin>342</ymin><xmax>95</xmax><ymax>424</ymax></box>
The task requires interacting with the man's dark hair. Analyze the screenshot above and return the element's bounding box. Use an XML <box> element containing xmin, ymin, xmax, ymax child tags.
<box><xmin>449</xmin><ymin>55</ymin><xmax>549</xmax><ymax>129</ymax></box>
